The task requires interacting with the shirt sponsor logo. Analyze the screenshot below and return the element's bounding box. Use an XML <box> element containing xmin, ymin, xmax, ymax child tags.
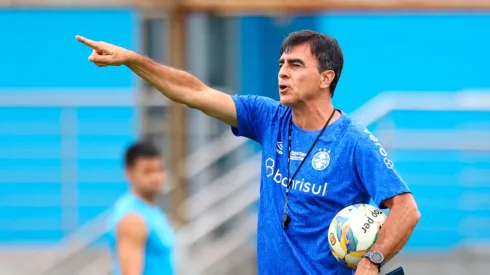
<box><xmin>265</xmin><ymin>158</ymin><xmax>328</xmax><ymax>196</ymax></box>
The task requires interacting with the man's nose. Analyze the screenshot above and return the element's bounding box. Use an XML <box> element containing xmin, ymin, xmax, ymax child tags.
<box><xmin>279</xmin><ymin>66</ymin><xmax>289</xmax><ymax>79</ymax></box>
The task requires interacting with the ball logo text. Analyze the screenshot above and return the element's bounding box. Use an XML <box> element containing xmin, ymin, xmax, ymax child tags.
<box><xmin>361</xmin><ymin>209</ymin><xmax>383</xmax><ymax>234</ymax></box>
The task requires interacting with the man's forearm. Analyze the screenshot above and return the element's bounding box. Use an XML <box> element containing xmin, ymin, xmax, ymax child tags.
<box><xmin>126</xmin><ymin>52</ymin><xmax>207</xmax><ymax>106</ymax></box>
<box><xmin>370</xmin><ymin>199</ymin><xmax>420</xmax><ymax>262</ymax></box>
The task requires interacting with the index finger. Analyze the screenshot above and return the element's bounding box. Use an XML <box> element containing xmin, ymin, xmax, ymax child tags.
<box><xmin>76</xmin><ymin>35</ymin><xmax>100</xmax><ymax>50</ymax></box>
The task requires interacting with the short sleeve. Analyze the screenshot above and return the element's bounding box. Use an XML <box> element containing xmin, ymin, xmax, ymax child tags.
<box><xmin>231</xmin><ymin>94</ymin><xmax>279</xmax><ymax>144</ymax></box>
<box><xmin>353</xmin><ymin>129</ymin><xmax>411</xmax><ymax>209</ymax></box>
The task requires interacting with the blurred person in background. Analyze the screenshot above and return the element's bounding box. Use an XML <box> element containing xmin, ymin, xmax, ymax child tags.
<box><xmin>77</xmin><ymin>30</ymin><xmax>420</xmax><ymax>275</ymax></box>
<box><xmin>107</xmin><ymin>142</ymin><xmax>174</xmax><ymax>275</ymax></box>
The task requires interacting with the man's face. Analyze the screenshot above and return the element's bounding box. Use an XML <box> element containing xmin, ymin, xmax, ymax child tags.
<box><xmin>278</xmin><ymin>43</ymin><xmax>325</xmax><ymax>107</ymax></box>
<box><xmin>126</xmin><ymin>156</ymin><xmax>164</xmax><ymax>195</ymax></box>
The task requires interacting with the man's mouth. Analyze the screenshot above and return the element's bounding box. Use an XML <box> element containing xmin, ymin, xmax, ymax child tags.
<box><xmin>279</xmin><ymin>84</ymin><xmax>289</xmax><ymax>93</ymax></box>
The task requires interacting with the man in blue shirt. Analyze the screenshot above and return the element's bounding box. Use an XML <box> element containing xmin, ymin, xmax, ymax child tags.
<box><xmin>107</xmin><ymin>143</ymin><xmax>175</xmax><ymax>275</ymax></box>
<box><xmin>77</xmin><ymin>30</ymin><xmax>420</xmax><ymax>275</ymax></box>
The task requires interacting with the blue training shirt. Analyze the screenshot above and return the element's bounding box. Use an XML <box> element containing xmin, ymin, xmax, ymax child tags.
<box><xmin>107</xmin><ymin>193</ymin><xmax>175</xmax><ymax>275</ymax></box>
<box><xmin>231</xmin><ymin>95</ymin><xmax>410</xmax><ymax>275</ymax></box>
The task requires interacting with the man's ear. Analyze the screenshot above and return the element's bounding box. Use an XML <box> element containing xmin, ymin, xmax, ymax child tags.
<box><xmin>320</xmin><ymin>70</ymin><xmax>335</xmax><ymax>89</ymax></box>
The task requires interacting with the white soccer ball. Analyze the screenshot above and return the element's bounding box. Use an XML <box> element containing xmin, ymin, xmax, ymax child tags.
<box><xmin>327</xmin><ymin>204</ymin><xmax>387</xmax><ymax>269</ymax></box>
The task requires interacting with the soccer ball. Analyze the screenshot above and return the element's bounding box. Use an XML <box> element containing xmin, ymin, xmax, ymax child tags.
<box><xmin>327</xmin><ymin>204</ymin><xmax>387</xmax><ymax>269</ymax></box>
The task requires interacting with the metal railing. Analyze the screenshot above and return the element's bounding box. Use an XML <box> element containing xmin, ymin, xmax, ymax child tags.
<box><xmin>179</xmin><ymin>153</ymin><xmax>262</xmax><ymax>221</ymax></box>
<box><xmin>0</xmin><ymin>90</ymin><xmax>250</xmax><ymax>274</ymax></box>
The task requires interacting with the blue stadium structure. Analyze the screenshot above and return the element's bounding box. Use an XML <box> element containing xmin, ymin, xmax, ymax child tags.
<box><xmin>0</xmin><ymin>9</ymin><xmax>138</xmax><ymax>244</ymax></box>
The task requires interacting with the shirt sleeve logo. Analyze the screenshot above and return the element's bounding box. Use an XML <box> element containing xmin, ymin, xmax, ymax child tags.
<box><xmin>364</xmin><ymin>129</ymin><xmax>395</xmax><ymax>170</ymax></box>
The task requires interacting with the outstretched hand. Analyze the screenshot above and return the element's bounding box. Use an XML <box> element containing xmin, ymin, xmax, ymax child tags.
<box><xmin>76</xmin><ymin>35</ymin><xmax>133</xmax><ymax>67</ymax></box>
